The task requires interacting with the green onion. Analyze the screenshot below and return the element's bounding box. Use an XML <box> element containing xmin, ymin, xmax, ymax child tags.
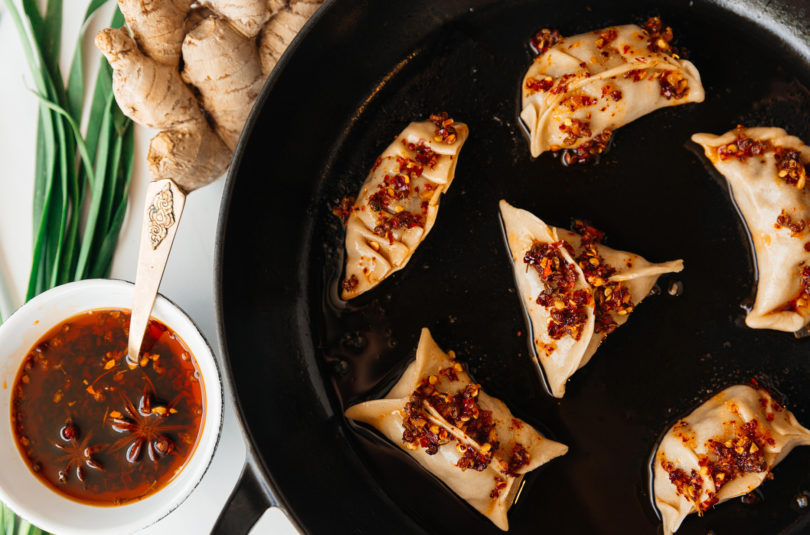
<box><xmin>1</xmin><ymin>0</ymin><xmax>135</xmax><ymax>531</ymax></box>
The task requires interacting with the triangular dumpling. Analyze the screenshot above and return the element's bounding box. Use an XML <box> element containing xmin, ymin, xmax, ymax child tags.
<box><xmin>338</xmin><ymin>115</ymin><xmax>469</xmax><ymax>299</ymax></box>
<box><xmin>692</xmin><ymin>126</ymin><xmax>810</xmax><ymax>332</ymax></box>
<box><xmin>521</xmin><ymin>20</ymin><xmax>704</xmax><ymax>161</ymax></box>
<box><xmin>345</xmin><ymin>328</ymin><xmax>568</xmax><ymax>531</ymax></box>
<box><xmin>653</xmin><ymin>384</ymin><xmax>810</xmax><ymax>534</ymax></box>
<box><xmin>499</xmin><ymin>200</ymin><xmax>683</xmax><ymax>397</ymax></box>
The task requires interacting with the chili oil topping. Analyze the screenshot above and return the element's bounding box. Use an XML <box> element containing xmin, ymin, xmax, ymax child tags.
<box><xmin>775</xmin><ymin>209</ymin><xmax>806</xmax><ymax>236</ymax></box>
<box><xmin>523</xmin><ymin>240</ymin><xmax>592</xmax><ymax>340</ymax></box>
<box><xmin>571</xmin><ymin>221</ymin><xmax>634</xmax><ymax>334</ymax></box>
<box><xmin>717</xmin><ymin>127</ymin><xmax>808</xmax><ymax>190</ymax></box>
<box><xmin>400</xmin><ymin>363</ymin><xmax>500</xmax><ymax>472</ymax></box>
<box><xmin>661</xmin><ymin>412</ymin><xmax>776</xmax><ymax>513</ymax></box>
<box><xmin>529</xmin><ymin>28</ymin><xmax>562</xmax><ymax>54</ymax></box>
<box><xmin>430</xmin><ymin>112</ymin><xmax>458</xmax><ymax>144</ymax></box>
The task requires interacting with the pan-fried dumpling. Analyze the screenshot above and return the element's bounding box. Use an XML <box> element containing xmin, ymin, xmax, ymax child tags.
<box><xmin>499</xmin><ymin>200</ymin><xmax>683</xmax><ymax>397</ymax></box>
<box><xmin>337</xmin><ymin>114</ymin><xmax>469</xmax><ymax>299</ymax></box>
<box><xmin>692</xmin><ymin>127</ymin><xmax>810</xmax><ymax>332</ymax></box>
<box><xmin>653</xmin><ymin>384</ymin><xmax>810</xmax><ymax>535</ymax></box>
<box><xmin>345</xmin><ymin>328</ymin><xmax>568</xmax><ymax>531</ymax></box>
<box><xmin>520</xmin><ymin>19</ymin><xmax>704</xmax><ymax>162</ymax></box>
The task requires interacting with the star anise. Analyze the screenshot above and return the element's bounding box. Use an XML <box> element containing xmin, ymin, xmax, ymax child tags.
<box><xmin>52</xmin><ymin>419</ymin><xmax>104</xmax><ymax>485</ymax></box>
<box><xmin>109</xmin><ymin>385</ymin><xmax>179</xmax><ymax>463</ymax></box>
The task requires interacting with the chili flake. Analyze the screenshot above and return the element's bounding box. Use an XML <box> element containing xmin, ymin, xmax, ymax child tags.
<box><xmin>643</xmin><ymin>16</ymin><xmax>675</xmax><ymax>54</ymax></box>
<box><xmin>430</xmin><ymin>112</ymin><xmax>457</xmax><ymax>144</ymax></box>
<box><xmin>504</xmin><ymin>443</ymin><xmax>531</xmax><ymax>476</ymax></box>
<box><xmin>401</xmin><ymin>370</ymin><xmax>499</xmax><ymax>470</ymax></box>
<box><xmin>775</xmin><ymin>147</ymin><xmax>807</xmax><ymax>189</ymax></box>
<box><xmin>525</xmin><ymin>76</ymin><xmax>554</xmax><ymax>93</ymax></box>
<box><xmin>570</xmin><ymin>220</ymin><xmax>634</xmax><ymax>333</ymax></box>
<box><xmin>658</xmin><ymin>70</ymin><xmax>689</xmax><ymax>99</ymax></box>
<box><xmin>530</xmin><ymin>28</ymin><xmax>562</xmax><ymax>55</ymax></box>
<box><xmin>595</xmin><ymin>28</ymin><xmax>618</xmax><ymax>49</ymax></box>
<box><xmin>775</xmin><ymin>209</ymin><xmax>806</xmax><ymax>235</ymax></box>
<box><xmin>524</xmin><ymin>241</ymin><xmax>591</xmax><ymax>340</ymax></box>
<box><xmin>332</xmin><ymin>195</ymin><xmax>356</xmax><ymax>225</ymax></box>
<box><xmin>717</xmin><ymin>129</ymin><xmax>807</xmax><ymax>189</ymax></box>
<box><xmin>341</xmin><ymin>275</ymin><xmax>359</xmax><ymax>292</ymax></box>
<box><xmin>490</xmin><ymin>476</ymin><xmax>508</xmax><ymax>499</ymax></box>
<box><xmin>561</xmin><ymin>129</ymin><xmax>613</xmax><ymax>166</ymax></box>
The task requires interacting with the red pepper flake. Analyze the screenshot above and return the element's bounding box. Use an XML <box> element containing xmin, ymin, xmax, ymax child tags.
<box><xmin>775</xmin><ymin>209</ymin><xmax>806</xmax><ymax>235</ymax></box>
<box><xmin>490</xmin><ymin>476</ymin><xmax>508</xmax><ymax>499</ymax></box>
<box><xmin>775</xmin><ymin>147</ymin><xmax>808</xmax><ymax>189</ymax></box>
<box><xmin>658</xmin><ymin>70</ymin><xmax>689</xmax><ymax>99</ymax></box>
<box><xmin>456</xmin><ymin>444</ymin><xmax>493</xmax><ymax>472</ymax></box>
<box><xmin>699</xmin><ymin>420</ymin><xmax>769</xmax><ymax>494</ymax></box>
<box><xmin>503</xmin><ymin>443</ymin><xmax>531</xmax><ymax>476</ymax></box>
<box><xmin>403</xmin><ymin>139</ymin><xmax>438</xmax><ymax>169</ymax></box>
<box><xmin>429</xmin><ymin>112</ymin><xmax>458</xmax><ymax>144</ymax></box>
<box><xmin>560</xmin><ymin>129</ymin><xmax>613</xmax><ymax>166</ymax></box>
<box><xmin>401</xmin><ymin>376</ymin><xmax>498</xmax><ymax>466</ymax></box>
<box><xmin>718</xmin><ymin>129</ymin><xmax>773</xmax><ymax>162</ymax></box>
<box><xmin>623</xmin><ymin>69</ymin><xmax>646</xmax><ymax>82</ymax></box>
<box><xmin>332</xmin><ymin>195</ymin><xmax>356</xmax><ymax>225</ymax></box>
<box><xmin>558</xmin><ymin>118</ymin><xmax>592</xmax><ymax>147</ymax></box>
<box><xmin>560</xmin><ymin>94</ymin><xmax>598</xmax><ymax>112</ymax></box>
<box><xmin>549</xmin><ymin>73</ymin><xmax>577</xmax><ymax>95</ymax></box>
<box><xmin>372</xmin><ymin>211</ymin><xmax>424</xmax><ymax>243</ymax></box>
<box><xmin>523</xmin><ymin>241</ymin><xmax>591</xmax><ymax>340</ymax></box>
<box><xmin>525</xmin><ymin>76</ymin><xmax>554</xmax><ymax>93</ymax></box>
<box><xmin>595</xmin><ymin>28</ymin><xmax>617</xmax><ymax>48</ymax></box>
<box><xmin>530</xmin><ymin>28</ymin><xmax>562</xmax><ymax>55</ymax></box>
<box><xmin>718</xmin><ymin>129</ymin><xmax>807</xmax><ymax>188</ymax></box>
<box><xmin>643</xmin><ymin>16</ymin><xmax>676</xmax><ymax>54</ymax></box>
<box><xmin>661</xmin><ymin>459</ymin><xmax>707</xmax><ymax>511</ymax></box>
<box><xmin>600</xmin><ymin>84</ymin><xmax>623</xmax><ymax>102</ymax></box>
<box><xmin>341</xmin><ymin>275</ymin><xmax>359</xmax><ymax>292</ymax></box>
<box><xmin>571</xmin><ymin>220</ymin><xmax>633</xmax><ymax>333</ymax></box>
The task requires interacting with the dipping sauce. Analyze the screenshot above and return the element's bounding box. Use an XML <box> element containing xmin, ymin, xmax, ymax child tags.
<box><xmin>10</xmin><ymin>309</ymin><xmax>204</xmax><ymax>505</ymax></box>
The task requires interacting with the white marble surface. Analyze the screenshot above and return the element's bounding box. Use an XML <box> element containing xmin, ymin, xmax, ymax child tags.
<box><xmin>0</xmin><ymin>2</ymin><xmax>297</xmax><ymax>534</ymax></box>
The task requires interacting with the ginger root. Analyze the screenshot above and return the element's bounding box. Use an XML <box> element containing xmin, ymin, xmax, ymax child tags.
<box><xmin>117</xmin><ymin>0</ymin><xmax>192</xmax><ymax>66</ymax></box>
<box><xmin>96</xmin><ymin>0</ymin><xmax>323</xmax><ymax>192</ymax></box>
<box><xmin>182</xmin><ymin>16</ymin><xmax>265</xmax><ymax>151</ymax></box>
<box><xmin>202</xmin><ymin>0</ymin><xmax>271</xmax><ymax>38</ymax></box>
<box><xmin>96</xmin><ymin>27</ymin><xmax>230</xmax><ymax>191</ymax></box>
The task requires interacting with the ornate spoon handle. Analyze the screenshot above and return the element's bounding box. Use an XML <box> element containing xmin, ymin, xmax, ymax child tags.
<box><xmin>127</xmin><ymin>178</ymin><xmax>186</xmax><ymax>365</ymax></box>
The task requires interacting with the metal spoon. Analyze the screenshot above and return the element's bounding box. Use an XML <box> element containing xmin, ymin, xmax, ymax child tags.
<box><xmin>126</xmin><ymin>178</ymin><xmax>187</xmax><ymax>366</ymax></box>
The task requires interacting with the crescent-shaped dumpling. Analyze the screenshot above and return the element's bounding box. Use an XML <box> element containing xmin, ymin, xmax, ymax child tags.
<box><xmin>338</xmin><ymin>115</ymin><xmax>469</xmax><ymax>299</ymax></box>
<box><xmin>692</xmin><ymin>127</ymin><xmax>810</xmax><ymax>332</ymax></box>
<box><xmin>521</xmin><ymin>20</ymin><xmax>704</xmax><ymax>161</ymax></box>
<box><xmin>653</xmin><ymin>384</ymin><xmax>810</xmax><ymax>534</ymax></box>
<box><xmin>500</xmin><ymin>200</ymin><xmax>683</xmax><ymax>397</ymax></box>
<box><xmin>345</xmin><ymin>328</ymin><xmax>568</xmax><ymax>531</ymax></box>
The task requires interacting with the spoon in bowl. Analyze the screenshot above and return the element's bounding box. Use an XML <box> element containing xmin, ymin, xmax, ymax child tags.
<box><xmin>126</xmin><ymin>178</ymin><xmax>187</xmax><ymax>366</ymax></box>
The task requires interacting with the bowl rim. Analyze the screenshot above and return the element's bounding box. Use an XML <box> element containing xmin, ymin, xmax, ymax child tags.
<box><xmin>0</xmin><ymin>278</ymin><xmax>224</xmax><ymax>534</ymax></box>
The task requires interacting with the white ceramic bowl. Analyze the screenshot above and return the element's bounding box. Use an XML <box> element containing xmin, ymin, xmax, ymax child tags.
<box><xmin>0</xmin><ymin>280</ymin><xmax>223</xmax><ymax>534</ymax></box>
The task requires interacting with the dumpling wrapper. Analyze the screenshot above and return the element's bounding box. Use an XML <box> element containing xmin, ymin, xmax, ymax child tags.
<box><xmin>653</xmin><ymin>384</ymin><xmax>810</xmax><ymax>534</ymax></box>
<box><xmin>500</xmin><ymin>200</ymin><xmax>683</xmax><ymax>397</ymax></box>
<box><xmin>521</xmin><ymin>24</ymin><xmax>705</xmax><ymax>158</ymax></box>
<box><xmin>345</xmin><ymin>328</ymin><xmax>568</xmax><ymax>531</ymax></box>
<box><xmin>692</xmin><ymin>127</ymin><xmax>810</xmax><ymax>332</ymax></box>
<box><xmin>341</xmin><ymin>118</ymin><xmax>469</xmax><ymax>299</ymax></box>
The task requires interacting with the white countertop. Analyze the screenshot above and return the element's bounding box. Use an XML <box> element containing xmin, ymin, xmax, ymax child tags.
<box><xmin>0</xmin><ymin>2</ymin><xmax>297</xmax><ymax>534</ymax></box>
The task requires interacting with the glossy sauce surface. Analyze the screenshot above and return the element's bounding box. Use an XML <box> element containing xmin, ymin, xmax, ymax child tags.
<box><xmin>10</xmin><ymin>309</ymin><xmax>204</xmax><ymax>505</ymax></box>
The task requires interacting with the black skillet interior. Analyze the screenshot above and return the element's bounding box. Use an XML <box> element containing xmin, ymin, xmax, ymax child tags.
<box><xmin>217</xmin><ymin>0</ymin><xmax>810</xmax><ymax>533</ymax></box>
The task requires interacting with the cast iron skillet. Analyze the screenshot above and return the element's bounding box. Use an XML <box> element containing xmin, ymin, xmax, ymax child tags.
<box><xmin>213</xmin><ymin>0</ymin><xmax>810</xmax><ymax>533</ymax></box>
